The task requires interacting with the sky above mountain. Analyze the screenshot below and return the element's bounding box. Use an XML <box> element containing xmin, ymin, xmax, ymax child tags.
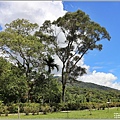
<box><xmin>63</xmin><ymin>1</ymin><xmax>120</xmax><ymax>89</ymax></box>
<box><xmin>0</xmin><ymin>1</ymin><xmax>120</xmax><ymax>89</ymax></box>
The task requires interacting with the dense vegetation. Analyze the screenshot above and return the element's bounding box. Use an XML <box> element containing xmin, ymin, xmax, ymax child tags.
<box><xmin>0</xmin><ymin>57</ymin><xmax>120</xmax><ymax>116</ymax></box>
<box><xmin>0</xmin><ymin>9</ymin><xmax>118</xmax><ymax>116</ymax></box>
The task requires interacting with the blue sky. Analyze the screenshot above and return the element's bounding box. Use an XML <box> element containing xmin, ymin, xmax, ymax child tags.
<box><xmin>63</xmin><ymin>1</ymin><xmax>120</xmax><ymax>83</ymax></box>
<box><xmin>0</xmin><ymin>26</ymin><xmax>2</xmax><ymax>30</ymax></box>
<box><xmin>0</xmin><ymin>1</ymin><xmax>120</xmax><ymax>89</ymax></box>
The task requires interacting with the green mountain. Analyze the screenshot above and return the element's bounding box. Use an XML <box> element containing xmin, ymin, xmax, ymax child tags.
<box><xmin>72</xmin><ymin>80</ymin><xmax>119</xmax><ymax>91</ymax></box>
<box><xmin>55</xmin><ymin>76</ymin><xmax>120</xmax><ymax>103</ymax></box>
<box><xmin>67</xmin><ymin>80</ymin><xmax>120</xmax><ymax>103</ymax></box>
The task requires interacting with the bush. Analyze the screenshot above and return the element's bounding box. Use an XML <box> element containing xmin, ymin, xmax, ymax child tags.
<box><xmin>50</xmin><ymin>103</ymin><xmax>63</xmax><ymax>112</ymax></box>
<box><xmin>50</xmin><ymin>102</ymin><xmax>90</xmax><ymax>111</ymax></box>
<box><xmin>23</xmin><ymin>103</ymin><xmax>40</xmax><ymax>115</ymax></box>
<box><xmin>79</xmin><ymin>103</ymin><xmax>89</xmax><ymax>110</ymax></box>
<box><xmin>115</xmin><ymin>102</ymin><xmax>120</xmax><ymax>107</ymax></box>
<box><xmin>0</xmin><ymin>101</ymin><xmax>4</xmax><ymax>116</ymax></box>
<box><xmin>8</xmin><ymin>103</ymin><xmax>18</xmax><ymax>113</ymax></box>
<box><xmin>41</xmin><ymin>104</ymin><xmax>51</xmax><ymax>114</ymax></box>
<box><xmin>0</xmin><ymin>101</ymin><xmax>9</xmax><ymax>116</ymax></box>
<box><xmin>30</xmin><ymin>103</ymin><xmax>40</xmax><ymax>115</ymax></box>
<box><xmin>3</xmin><ymin>106</ymin><xmax>9</xmax><ymax>116</ymax></box>
<box><xmin>100</xmin><ymin>103</ymin><xmax>106</xmax><ymax>110</ymax></box>
<box><xmin>58</xmin><ymin>103</ymin><xmax>68</xmax><ymax>111</ymax></box>
<box><xmin>67</xmin><ymin>102</ymin><xmax>80</xmax><ymax>110</ymax></box>
<box><xmin>23</xmin><ymin>106</ymin><xmax>31</xmax><ymax>115</ymax></box>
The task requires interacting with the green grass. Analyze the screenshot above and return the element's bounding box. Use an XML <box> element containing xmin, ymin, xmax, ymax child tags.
<box><xmin>0</xmin><ymin>107</ymin><xmax>120</xmax><ymax>119</ymax></box>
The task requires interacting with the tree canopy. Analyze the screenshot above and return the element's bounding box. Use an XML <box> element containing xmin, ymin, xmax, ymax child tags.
<box><xmin>0</xmin><ymin>57</ymin><xmax>28</xmax><ymax>103</ymax></box>
<box><xmin>0</xmin><ymin>9</ymin><xmax>111</xmax><ymax>104</ymax></box>
<box><xmin>38</xmin><ymin>10</ymin><xmax>111</xmax><ymax>102</ymax></box>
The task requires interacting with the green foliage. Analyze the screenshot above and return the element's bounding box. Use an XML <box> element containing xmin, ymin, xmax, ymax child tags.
<box><xmin>23</xmin><ymin>106</ymin><xmax>31</xmax><ymax>115</ymax></box>
<box><xmin>0</xmin><ymin>101</ymin><xmax>4</xmax><ymax>115</ymax></box>
<box><xmin>0</xmin><ymin>101</ymin><xmax>10</xmax><ymax>116</ymax></box>
<box><xmin>3</xmin><ymin>106</ymin><xmax>9</xmax><ymax>116</ymax></box>
<box><xmin>8</xmin><ymin>103</ymin><xmax>18</xmax><ymax>113</ymax></box>
<box><xmin>33</xmin><ymin>74</ymin><xmax>61</xmax><ymax>104</ymax></box>
<box><xmin>0</xmin><ymin>57</ymin><xmax>28</xmax><ymax>103</ymax></box>
<box><xmin>39</xmin><ymin>9</ymin><xmax>111</xmax><ymax>102</ymax></box>
<box><xmin>0</xmin><ymin>19</ymin><xmax>45</xmax><ymax>102</ymax></box>
<box><xmin>64</xmin><ymin>79</ymin><xmax>120</xmax><ymax>104</ymax></box>
<box><xmin>43</xmin><ymin>54</ymin><xmax>59</xmax><ymax>74</ymax></box>
<box><xmin>23</xmin><ymin>103</ymin><xmax>40</xmax><ymax>115</ymax></box>
<box><xmin>41</xmin><ymin>104</ymin><xmax>51</xmax><ymax>114</ymax></box>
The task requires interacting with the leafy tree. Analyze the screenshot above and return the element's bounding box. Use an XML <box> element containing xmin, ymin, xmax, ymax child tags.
<box><xmin>33</xmin><ymin>73</ymin><xmax>61</xmax><ymax>104</ymax></box>
<box><xmin>37</xmin><ymin>10</ymin><xmax>111</xmax><ymax>102</ymax></box>
<box><xmin>0</xmin><ymin>19</ymin><xmax>45</xmax><ymax>101</ymax></box>
<box><xmin>0</xmin><ymin>57</ymin><xmax>28</xmax><ymax>104</ymax></box>
<box><xmin>0</xmin><ymin>18</ymin><xmax>45</xmax><ymax>76</ymax></box>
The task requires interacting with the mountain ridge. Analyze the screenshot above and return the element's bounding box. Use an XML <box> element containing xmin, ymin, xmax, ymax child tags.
<box><xmin>72</xmin><ymin>80</ymin><xmax>120</xmax><ymax>92</ymax></box>
<box><xmin>55</xmin><ymin>75</ymin><xmax>120</xmax><ymax>92</ymax></box>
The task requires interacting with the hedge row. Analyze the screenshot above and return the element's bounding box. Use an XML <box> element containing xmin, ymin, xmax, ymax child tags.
<box><xmin>1</xmin><ymin>101</ymin><xmax>120</xmax><ymax>116</ymax></box>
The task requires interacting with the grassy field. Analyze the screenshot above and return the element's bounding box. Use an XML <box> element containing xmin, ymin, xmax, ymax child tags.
<box><xmin>0</xmin><ymin>107</ymin><xmax>120</xmax><ymax>119</ymax></box>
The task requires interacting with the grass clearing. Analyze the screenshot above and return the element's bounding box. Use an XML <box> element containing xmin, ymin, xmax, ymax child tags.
<box><xmin>0</xmin><ymin>107</ymin><xmax>120</xmax><ymax>119</ymax></box>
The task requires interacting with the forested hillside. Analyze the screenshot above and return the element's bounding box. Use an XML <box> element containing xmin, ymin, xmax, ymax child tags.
<box><xmin>66</xmin><ymin>80</ymin><xmax>120</xmax><ymax>103</ymax></box>
<box><xmin>54</xmin><ymin>76</ymin><xmax>120</xmax><ymax>103</ymax></box>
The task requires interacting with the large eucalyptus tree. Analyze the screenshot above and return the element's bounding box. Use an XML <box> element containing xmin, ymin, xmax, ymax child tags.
<box><xmin>37</xmin><ymin>10</ymin><xmax>111</xmax><ymax>102</ymax></box>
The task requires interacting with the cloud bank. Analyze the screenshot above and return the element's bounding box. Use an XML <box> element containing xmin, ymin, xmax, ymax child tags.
<box><xmin>80</xmin><ymin>70</ymin><xmax>119</xmax><ymax>90</ymax></box>
<box><xmin>0</xmin><ymin>1</ymin><xmax>66</xmax><ymax>29</ymax></box>
<box><xmin>0</xmin><ymin>1</ymin><xmax>119</xmax><ymax>90</ymax></box>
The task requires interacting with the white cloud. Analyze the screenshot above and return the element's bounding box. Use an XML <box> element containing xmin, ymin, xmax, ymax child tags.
<box><xmin>76</xmin><ymin>59</ymin><xmax>119</xmax><ymax>90</ymax></box>
<box><xmin>0</xmin><ymin>1</ymin><xmax>67</xmax><ymax>29</ymax></box>
<box><xmin>80</xmin><ymin>70</ymin><xmax>120</xmax><ymax>90</ymax></box>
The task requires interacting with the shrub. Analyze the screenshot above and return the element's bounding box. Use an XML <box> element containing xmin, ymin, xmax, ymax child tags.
<box><xmin>59</xmin><ymin>103</ymin><xmax>68</xmax><ymax>111</ymax></box>
<box><xmin>67</xmin><ymin>102</ymin><xmax>80</xmax><ymax>110</ymax></box>
<box><xmin>50</xmin><ymin>103</ymin><xmax>63</xmax><ymax>112</ymax></box>
<box><xmin>8</xmin><ymin>103</ymin><xmax>18</xmax><ymax>113</ymax></box>
<box><xmin>23</xmin><ymin>103</ymin><xmax>40</xmax><ymax>115</ymax></box>
<box><xmin>0</xmin><ymin>101</ymin><xmax>4</xmax><ymax>116</ymax></box>
<box><xmin>3</xmin><ymin>106</ymin><xmax>9</xmax><ymax>116</ymax></box>
<box><xmin>79</xmin><ymin>103</ymin><xmax>89</xmax><ymax>110</ymax></box>
<box><xmin>41</xmin><ymin>104</ymin><xmax>51</xmax><ymax>114</ymax></box>
<box><xmin>30</xmin><ymin>103</ymin><xmax>40</xmax><ymax>115</ymax></box>
<box><xmin>100</xmin><ymin>103</ymin><xmax>106</xmax><ymax>110</ymax></box>
<box><xmin>23</xmin><ymin>105</ymin><xmax>31</xmax><ymax>115</ymax></box>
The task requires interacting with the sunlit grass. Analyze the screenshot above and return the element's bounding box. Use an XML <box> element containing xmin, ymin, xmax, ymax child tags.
<box><xmin>0</xmin><ymin>107</ymin><xmax>120</xmax><ymax>119</ymax></box>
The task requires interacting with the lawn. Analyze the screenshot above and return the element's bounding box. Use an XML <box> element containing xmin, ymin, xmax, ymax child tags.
<box><xmin>0</xmin><ymin>107</ymin><xmax>120</xmax><ymax>119</ymax></box>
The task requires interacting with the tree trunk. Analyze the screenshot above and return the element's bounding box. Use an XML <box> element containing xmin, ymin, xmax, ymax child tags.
<box><xmin>62</xmin><ymin>84</ymin><xmax>66</xmax><ymax>102</ymax></box>
<box><xmin>61</xmin><ymin>64</ymin><xmax>66</xmax><ymax>102</ymax></box>
<box><xmin>18</xmin><ymin>105</ymin><xmax>20</xmax><ymax>119</ymax></box>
